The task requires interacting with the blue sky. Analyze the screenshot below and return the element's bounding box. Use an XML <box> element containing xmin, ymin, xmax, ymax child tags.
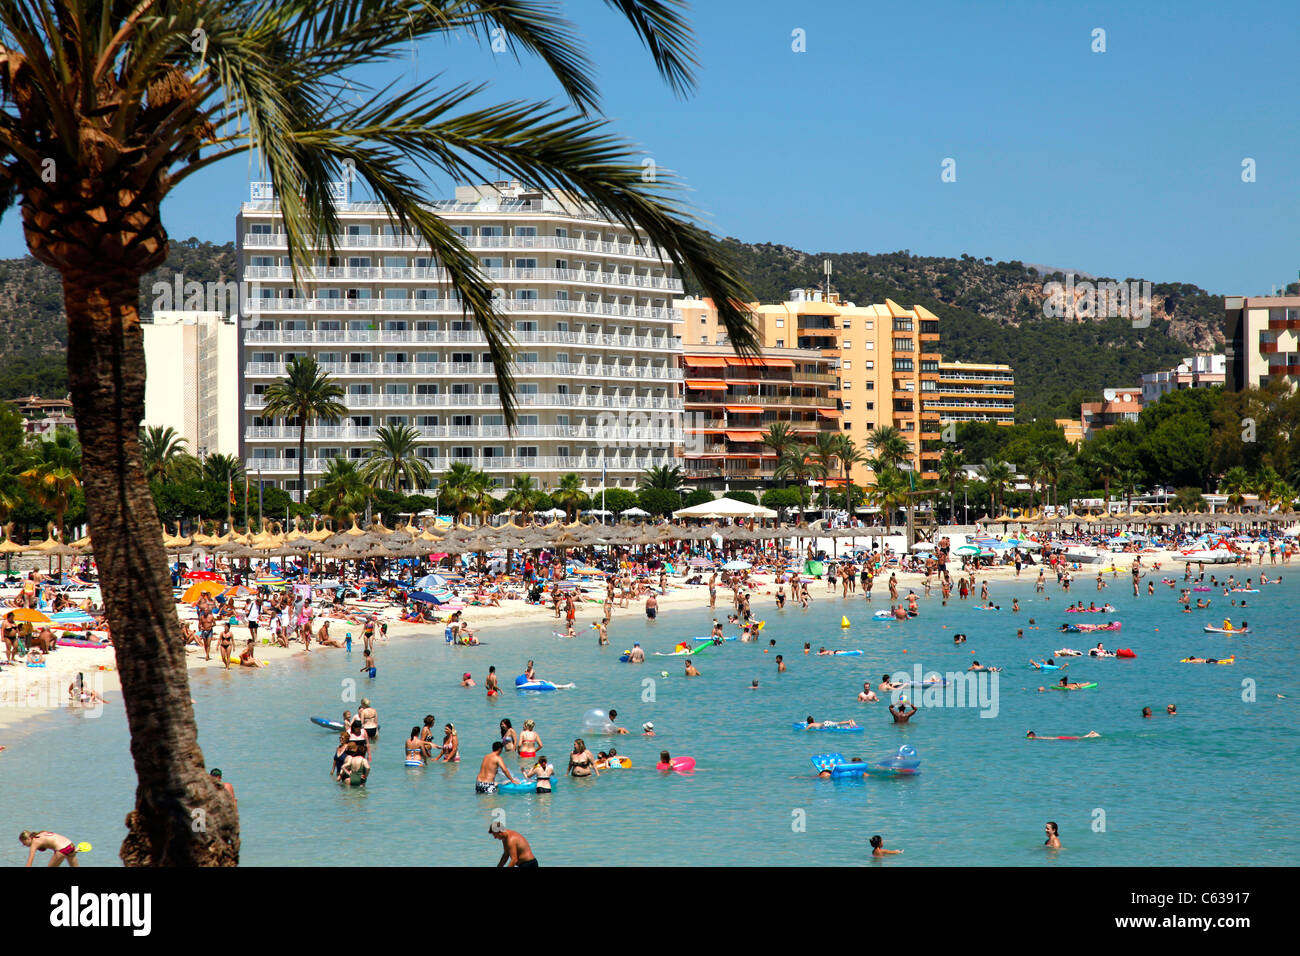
<box><xmin>3</xmin><ymin>0</ymin><xmax>1296</xmax><ymax>294</ymax></box>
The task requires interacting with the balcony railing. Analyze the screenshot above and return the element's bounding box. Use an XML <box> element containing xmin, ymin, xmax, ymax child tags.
<box><xmin>245</xmin><ymin>393</ymin><xmax>684</xmax><ymax>411</ymax></box>
<box><xmin>243</xmin><ymin>297</ymin><xmax>677</xmax><ymax>322</ymax></box>
<box><xmin>244</xmin><ymin>424</ymin><xmax>679</xmax><ymax>442</ymax></box>
<box><xmin>243</xmin><ymin>360</ymin><xmax>683</xmax><ymax>381</ymax></box>
<box><xmin>242</xmin><ymin>265</ymin><xmax>683</xmax><ymax>292</ymax></box>
<box><xmin>246</xmin><ymin>454</ymin><xmax>676</xmax><ymax>474</ymax></box>
<box><xmin>242</xmin><ymin>232</ymin><xmax>668</xmax><ymax>260</ymax></box>
<box><xmin>243</xmin><ymin>329</ymin><xmax>680</xmax><ymax>350</ymax></box>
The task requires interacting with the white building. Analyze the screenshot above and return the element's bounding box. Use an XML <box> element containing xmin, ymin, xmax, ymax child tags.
<box><xmin>142</xmin><ymin>311</ymin><xmax>240</xmax><ymax>458</ymax></box>
<box><xmin>1140</xmin><ymin>353</ymin><xmax>1225</xmax><ymax>404</ymax></box>
<box><xmin>237</xmin><ymin>180</ymin><xmax>685</xmax><ymax>496</ymax></box>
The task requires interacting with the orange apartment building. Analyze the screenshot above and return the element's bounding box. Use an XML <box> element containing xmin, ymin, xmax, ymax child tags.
<box><xmin>679</xmin><ymin>344</ymin><xmax>839</xmax><ymax>485</ymax></box>
<box><xmin>675</xmin><ymin>291</ymin><xmax>941</xmax><ymax>480</ymax></box>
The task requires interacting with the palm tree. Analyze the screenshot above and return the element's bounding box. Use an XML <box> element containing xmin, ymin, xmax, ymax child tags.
<box><xmin>809</xmin><ymin>431</ymin><xmax>840</xmax><ymax>510</ymax></box>
<box><xmin>638</xmin><ymin>464</ymin><xmax>685</xmax><ymax>492</ymax></box>
<box><xmin>437</xmin><ymin>462</ymin><xmax>480</xmax><ymax>523</ymax></box>
<box><xmin>201</xmin><ymin>453</ymin><xmax>246</xmax><ymax>487</ymax></box>
<box><xmin>1221</xmin><ymin>466</ymin><xmax>1249</xmax><ymax>512</ymax></box>
<box><xmin>262</xmin><ymin>357</ymin><xmax>347</xmax><ymax>505</ymax></box>
<box><xmin>1172</xmin><ymin>486</ymin><xmax>1206</xmax><ymax>514</ymax></box>
<box><xmin>551</xmin><ymin>472</ymin><xmax>589</xmax><ymax>523</ymax></box>
<box><xmin>1271</xmin><ymin>480</ymin><xmax>1296</xmax><ymax>515</ymax></box>
<box><xmin>503</xmin><ymin>475</ymin><xmax>542</xmax><ymax>518</ymax></box>
<box><xmin>314</xmin><ymin>458</ymin><xmax>372</xmax><ymax>524</ymax></box>
<box><xmin>775</xmin><ymin>445</ymin><xmax>820</xmax><ymax>511</ymax></box>
<box><xmin>867</xmin><ymin>424</ymin><xmax>911</xmax><ymax>470</ymax></box>
<box><xmin>1045</xmin><ymin>448</ymin><xmax>1073</xmax><ymax>510</ymax></box>
<box><xmin>1115</xmin><ymin>469</ymin><xmax>1141</xmax><ymax>516</ymax></box>
<box><xmin>0</xmin><ymin>0</ymin><xmax>760</xmax><ymax>866</ymax></box>
<box><xmin>140</xmin><ymin>426</ymin><xmax>195</xmax><ymax>484</ymax></box>
<box><xmin>20</xmin><ymin>429</ymin><xmax>82</xmax><ymax>538</ymax></box>
<box><xmin>1250</xmin><ymin>465</ymin><xmax>1281</xmax><ymax>515</ymax></box>
<box><xmin>1022</xmin><ymin>447</ymin><xmax>1051</xmax><ymax>513</ymax></box>
<box><xmin>1090</xmin><ymin>446</ymin><xmax>1122</xmax><ymax>515</ymax></box>
<box><xmin>937</xmin><ymin>448</ymin><xmax>964</xmax><ymax>523</ymax></box>
<box><xmin>979</xmin><ymin>459</ymin><xmax>1015</xmax><ymax>517</ymax></box>
<box><xmin>832</xmin><ymin>434</ymin><xmax>865</xmax><ymax>514</ymax></box>
<box><xmin>360</xmin><ymin>424</ymin><xmax>432</xmax><ymax>494</ymax></box>
<box><xmin>762</xmin><ymin>422</ymin><xmax>799</xmax><ymax>478</ymax></box>
<box><xmin>467</xmin><ymin>470</ymin><xmax>497</xmax><ymax>525</ymax></box>
<box><xmin>866</xmin><ymin>466</ymin><xmax>908</xmax><ymax>533</ymax></box>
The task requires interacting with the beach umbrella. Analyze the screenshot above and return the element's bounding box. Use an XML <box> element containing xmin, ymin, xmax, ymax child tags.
<box><xmin>9</xmin><ymin>608</ymin><xmax>52</xmax><ymax>624</ymax></box>
<box><xmin>910</xmin><ymin>542</ymin><xmax>936</xmax><ymax>551</ymax></box>
<box><xmin>408</xmin><ymin>590</ymin><xmax>441</xmax><ymax>604</ymax></box>
<box><xmin>722</xmin><ymin>559</ymin><xmax>752</xmax><ymax>570</ymax></box>
<box><xmin>181</xmin><ymin>579</ymin><xmax>226</xmax><ymax>602</ymax></box>
<box><xmin>185</xmin><ymin>569</ymin><xmax>222</xmax><ymax>581</ymax></box>
<box><xmin>954</xmin><ymin>544</ymin><xmax>980</xmax><ymax>556</ymax></box>
<box><xmin>619</xmin><ymin>507</ymin><xmax>651</xmax><ymax>517</ymax></box>
<box><xmin>688</xmin><ymin>557</ymin><xmax>713</xmax><ymax>567</ymax></box>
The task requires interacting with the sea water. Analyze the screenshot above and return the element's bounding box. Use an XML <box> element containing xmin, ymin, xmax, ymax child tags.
<box><xmin>4</xmin><ymin>570</ymin><xmax>1297</xmax><ymax>866</ymax></box>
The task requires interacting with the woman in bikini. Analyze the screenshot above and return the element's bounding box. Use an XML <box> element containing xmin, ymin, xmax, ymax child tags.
<box><xmin>518</xmin><ymin>719</ymin><xmax>542</xmax><ymax>760</ymax></box>
<box><xmin>405</xmin><ymin>727</ymin><xmax>426</xmax><ymax>766</ymax></box>
<box><xmin>499</xmin><ymin>718</ymin><xmax>519</xmax><ymax>753</ymax></box>
<box><xmin>217</xmin><ymin>624</ymin><xmax>235</xmax><ymax>669</ymax></box>
<box><xmin>438</xmin><ymin>723</ymin><xmax>460</xmax><ymax>762</ymax></box>
<box><xmin>19</xmin><ymin>830</ymin><xmax>78</xmax><ymax>867</ymax></box>
<box><xmin>567</xmin><ymin>738</ymin><xmax>599</xmax><ymax>778</ymax></box>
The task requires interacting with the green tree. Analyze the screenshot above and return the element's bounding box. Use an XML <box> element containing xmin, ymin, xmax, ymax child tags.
<box><xmin>1220</xmin><ymin>466</ymin><xmax>1250</xmax><ymax>512</ymax></box>
<box><xmin>311</xmin><ymin>458</ymin><xmax>372</xmax><ymax>524</ymax></box>
<box><xmin>979</xmin><ymin>459</ymin><xmax>1015</xmax><ymax>517</ymax></box>
<box><xmin>937</xmin><ymin>448</ymin><xmax>964</xmax><ymax>522</ymax></box>
<box><xmin>550</xmin><ymin>472</ymin><xmax>589</xmax><ymax>522</ymax></box>
<box><xmin>868</xmin><ymin>424</ymin><xmax>910</xmax><ymax>470</ymax></box>
<box><xmin>775</xmin><ymin>445</ymin><xmax>821</xmax><ymax>510</ymax></box>
<box><xmin>361</xmin><ymin>423</ymin><xmax>432</xmax><ymax>494</ymax></box>
<box><xmin>866</xmin><ymin>466</ymin><xmax>907</xmax><ymax>533</ymax></box>
<box><xmin>201</xmin><ymin>453</ymin><xmax>246</xmax><ymax>487</ymax></box>
<box><xmin>502</xmin><ymin>475</ymin><xmax>542</xmax><ymax>517</ymax></box>
<box><xmin>262</xmin><ymin>357</ymin><xmax>347</xmax><ymax>505</ymax></box>
<box><xmin>638</xmin><ymin>487</ymin><xmax>682</xmax><ymax>517</ymax></box>
<box><xmin>638</xmin><ymin>464</ymin><xmax>686</xmax><ymax>492</ymax></box>
<box><xmin>833</xmin><ymin>434</ymin><xmax>865</xmax><ymax>513</ymax></box>
<box><xmin>20</xmin><ymin>429</ymin><xmax>82</xmax><ymax>538</ymax></box>
<box><xmin>139</xmin><ymin>425</ymin><xmax>196</xmax><ymax>484</ymax></box>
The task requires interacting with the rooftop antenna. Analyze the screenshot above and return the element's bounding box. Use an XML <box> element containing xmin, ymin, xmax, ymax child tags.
<box><xmin>823</xmin><ymin>259</ymin><xmax>832</xmax><ymax>301</ymax></box>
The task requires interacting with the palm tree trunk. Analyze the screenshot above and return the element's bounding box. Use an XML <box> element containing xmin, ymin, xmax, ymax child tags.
<box><xmin>63</xmin><ymin>270</ymin><xmax>238</xmax><ymax>866</ymax></box>
<box><xmin>298</xmin><ymin>418</ymin><xmax>308</xmax><ymax>504</ymax></box>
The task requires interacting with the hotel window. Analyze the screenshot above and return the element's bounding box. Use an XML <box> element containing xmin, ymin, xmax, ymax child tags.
<box><xmin>350</xmin><ymin>416</ymin><xmax>372</xmax><ymax>427</ymax></box>
<box><xmin>414</xmin><ymin>289</ymin><xmax>439</xmax><ymax>300</ymax></box>
<box><xmin>347</xmin><ymin>257</ymin><xmax>371</xmax><ymax>268</ymax></box>
<box><xmin>557</xmin><ymin>446</ymin><xmax>570</xmax><ymax>457</ymax></box>
<box><xmin>555</xmin><ymin>228</ymin><xmax>567</xmax><ymax>238</ymax></box>
<box><xmin>865</xmin><ymin>321</ymin><xmax>873</xmax><ymax>330</ymax></box>
<box><xmin>866</xmin><ymin>361</ymin><xmax>874</xmax><ymax>370</ymax></box>
<box><xmin>775</xmin><ymin>339</ymin><xmax>784</xmax><ymax>347</ymax></box>
<box><xmin>515</xmin><ymin>258</ymin><xmax>537</xmax><ymax>269</ymax></box>
<box><xmin>450</xmin><ymin>415</ymin><xmax>474</xmax><ymax>427</ymax></box>
<box><xmin>516</xmin><ymin>289</ymin><xmax>538</xmax><ymax>300</ymax></box>
<box><xmin>348</xmin><ymin>384</ymin><xmax>372</xmax><ymax>394</ymax></box>
<box><xmin>414</xmin><ymin>257</ymin><xmax>434</xmax><ymax>269</ymax></box>
<box><xmin>843</xmin><ymin>423</ymin><xmax>850</xmax><ymax>431</ymax></box>
<box><xmin>415</xmin><ymin>320</ymin><xmax>439</xmax><ymax>332</ymax></box>
<box><xmin>515</xmin><ymin>226</ymin><xmax>537</xmax><ymax>237</ymax></box>
<box><xmin>318</xmin><ymin>320</ymin><xmax>342</xmax><ymax>331</ymax></box>
<box><xmin>894</xmin><ymin>337</ymin><xmax>914</xmax><ymax>351</ymax></box>
<box><xmin>866</xmin><ymin>382</ymin><xmax>874</xmax><ymax>390</ymax></box>
<box><xmin>521</xmin><ymin>384</ymin><xmax>540</xmax><ymax>394</ymax></box>
<box><xmin>250</xmin><ymin>352</ymin><xmax>275</xmax><ymax>364</ymax></box>
<box><xmin>479</xmin><ymin>226</ymin><xmax>503</xmax><ymax>237</ymax></box>
<box><xmin>843</xmin><ymin>381</ymin><xmax>852</xmax><ymax>390</ymax></box>
<box><xmin>383</xmin><ymin>289</ymin><xmax>407</xmax><ymax>300</ymax></box>
<box><xmin>894</xmin><ymin>358</ymin><xmax>913</xmax><ymax>372</ymax></box>
<box><xmin>842</xmin><ymin>341</ymin><xmax>851</xmax><ymax>350</ymax></box>
<box><xmin>250</xmin><ymin>256</ymin><xmax>275</xmax><ymax>267</ymax></box>
<box><xmin>842</xmin><ymin>320</ymin><xmax>851</xmax><ymax>329</ymax></box>
<box><xmin>319</xmin><ymin>288</ymin><xmax>341</xmax><ymax>299</ymax></box>
<box><xmin>454</xmin><ymin>226</ymin><xmax>471</xmax><ymax>237</ymax></box>
<box><xmin>555</xmin><ymin>290</ymin><xmax>568</xmax><ymax>300</ymax></box>
<box><xmin>345</xmin><ymin>225</ymin><xmax>371</xmax><ymax>236</ymax></box>
<box><xmin>416</xmin><ymin>416</ymin><xmax>438</xmax><ymax>426</ymax></box>
<box><xmin>518</xmin><ymin>447</ymin><xmax>539</xmax><ymax>458</ymax></box>
<box><xmin>867</xmin><ymin>402</ymin><xmax>874</xmax><ymax>410</ymax></box>
<box><xmin>383</xmin><ymin>352</ymin><xmax>408</xmax><ymax>364</ymax></box>
<box><xmin>450</xmin><ymin>383</ymin><xmax>472</xmax><ymax>394</ymax></box>
<box><xmin>865</xmin><ymin>342</ymin><xmax>873</xmax><ymax>350</ymax></box>
<box><xmin>345</xmin><ymin>288</ymin><xmax>371</xmax><ymax>300</ymax></box>
<box><xmin>383</xmin><ymin>257</ymin><xmax>407</xmax><ymax>268</ymax></box>
<box><xmin>383</xmin><ymin>320</ymin><xmax>408</xmax><ymax>331</ymax></box>
<box><xmin>386</xmin><ymin>416</ymin><xmax>408</xmax><ymax>426</ymax></box>
<box><xmin>516</xmin><ymin>352</ymin><xmax>539</xmax><ymax>364</ymax></box>
<box><xmin>415</xmin><ymin>352</ymin><xmax>438</xmax><ymax>363</ymax></box>
<box><xmin>451</xmin><ymin>446</ymin><xmax>474</xmax><ymax>459</ymax></box>
<box><xmin>418</xmin><ymin>447</ymin><xmax>439</xmax><ymax>459</ymax></box>
<box><xmin>318</xmin><ymin>447</ymin><xmax>342</xmax><ymax>460</ymax></box>
<box><xmin>555</xmin><ymin>259</ymin><xmax>568</xmax><ymax>270</ymax></box>
<box><xmin>416</xmin><ymin>384</ymin><xmax>439</xmax><ymax>395</ymax></box>
<box><xmin>450</xmin><ymin>352</ymin><xmax>473</xmax><ymax>364</ymax></box>
<box><xmin>249</xmin><ymin>223</ymin><xmax>272</xmax><ymax>235</ymax></box>
<box><xmin>776</xmin><ymin>318</ymin><xmax>784</xmax><ymax>328</ymax></box>
<box><xmin>842</xmin><ymin>360</ymin><xmax>851</xmax><ymax>370</ymax></box>
<box><xmin>480</xmin><ymin>257</ymin><xmax>504</xmax><ymax>269</ymax></box>
<box><xmin>482</xmin><ymin>384</ymin><xmax>498</xmax><ymax>394</ymax></box>
<box><xmin>515</xmin><ymin>320</ymin><xmax>539</xmax><ymax>332</ymax></box>
<box><xmin>515</xmin><ymin>415</ymin><xmax>537</xmax><ymax>426</ymax></box>
<box><xmin>482</xmin><ymin>447</ymin><xmax>505</xmax><ymax>458</ymax></box>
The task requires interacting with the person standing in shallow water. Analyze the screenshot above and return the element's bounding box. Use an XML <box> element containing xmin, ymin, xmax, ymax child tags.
<box><xmin>1044</xmin><ymin>821</ymin><xmax>1061</xmax><ymax>848</ymax></box>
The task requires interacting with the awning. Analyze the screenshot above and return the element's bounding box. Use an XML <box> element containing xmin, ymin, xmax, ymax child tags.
<box><xmin>726</xmin><ymin>356</ymin><xmax>795</xmax><ymax>368</ymax></box>
<box><xmin>725</xmin><ymin>405</ymin><xmax>763</xmax><ymax>413</ymax></box>
<box><xmin>725</xmin><ymin>430</ymin><xmax>765</xmax><ymax>441</ymax></box>
<box><xmin>685</xmin><ymin>379</ymin><xmax>728</xmax><ymax>390</ymax></box>
<box><xmin>817</xmin><ymin>408</ymin><xmax>842</xmax><ymax>418</ymax></box>
<box><xmin>684</xmin><ymin>355</ymin><xmax>727</xmax><ymax>367</ymax></box>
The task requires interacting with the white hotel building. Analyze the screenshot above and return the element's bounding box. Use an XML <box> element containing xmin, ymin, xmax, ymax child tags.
<box><xmin>238</xmin><ymin>181</ymin><xmax>685</xmax><ymax>496</ymax></box>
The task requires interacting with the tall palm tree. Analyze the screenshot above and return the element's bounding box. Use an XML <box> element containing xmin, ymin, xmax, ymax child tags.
<box><xmin>313</xmin><ymin>458</ymin><xmax>372</xmax><ymax>524</ymax></box>
<box><xmin>551</xmin><ymin>472</ymin><xmax>589</xmax><ymax>523</ymax></box>
<box><xmin>832</xmin><ymin>434</ymin><xmax>864</xmax><ymax>514</ymax></box>
<box><xmin>1250</xmin><ymin>465</ymin><xmax>1281</xmax><ymax>514</ymax></box>
<box><xmin>0</xmin><ymin>0</ymin><xmax>759</xmax><ymax>866</ymax></box>
<box><xmin>503</xmin><ymin>475</ymin><xmax>542</xmax><ymax>517</ymax></box>
<box><xmin>437</xmin><ymin>462</ymin><xmax>480</xmax><ymax>523</ymax></box>
<box><xmin>638</xmin><ymin>464</ymin><xmax>685</xmax><ymax>492</ymax></box>
<box><xmin>262</xmin><ymin>357</ymin><xmax>347</xmax><ymax>504</ymax></box>
<box><xmin>937</xmin><ymin>448</ymin><xmax>964</xmax><ymax>523</ymax></box>
<box><xmin>809</xmin><ymin>431</ymin><xmax>840</xmax><ymax>509</ymax></box>
<box><xmin>1045</xmin><ymin>447</ymin><xmax>1073</xmax><ymax>510</ymax></box>
<box><xmin>20</xmin><ymin>429</ymin><xmax>82</xmax><ymax>538</ymax></box>
<box><xmin>867</xmin><ymin>424</ymin><xmax>911</xmax><ymax>470</ymax></box>
<box><xmin>775</xmin><ymin>444</ymin><xmax>822</xmax><ymax>511</ymax></box>
<box><xmin>1022</xmin><ymin>447</ymin><xmax>1051</xmax><ymax>514</ymax></box>
<box><xmin>1089</xmin><ymin>446</ymin><xmax>1122</xmax><ymax>515</ymax></box>
<box><xmin>1221</xmin><ymin>466</ymin><xmax>1250</xmax><ymax>512</ymax></box>
<box><xmin>360</xmin><ymin>424</ymin><xmax>431</xmax><ymax>494</ymax></box>
<box><xmin>1115</xmin><ymin>469</ymin><xmax>1141</xmax><ymax>515</ymax></box>
<box><xmin>761</xmin><ymin>422</ymin><xmax>799</xmax><ymax>479</ymax></box>
<box><xmin>866</xmin><ymin>466</ymin><xmax>907</xmax><ymax>534</ymax></box>
<box><xmin>979</xmin><ymin>459</ymin><xmax>1014</xmax><ymax>517</ymax></box>
<box><xmin>467</xmin><ymin>470</ymin><xmax>497</xmax><ymax>525</ymax></box>
<box><xmin>140</xmin><ymin>425</ymin><xmax>195</xmax><ymax>484</ymax></box>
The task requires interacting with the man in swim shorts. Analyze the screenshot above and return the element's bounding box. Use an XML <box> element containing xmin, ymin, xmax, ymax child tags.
<box><xmin>476</xmin><ymin>741</ymin><xmax>519</xmax><ymax>794</ymax></box>
<box><xmin>489</xmin><ymin>822</ymin><xmax>538</xmax><ymax>867</ymax></box>
<box><xmin>889</xmin><ymin>701</ymin><xmax>917</xmax><ymax>723</ymax></box>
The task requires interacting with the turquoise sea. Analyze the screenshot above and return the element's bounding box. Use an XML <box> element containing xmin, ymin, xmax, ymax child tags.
<box><xmin>4</xmin><ymin>569</ymin><xmax>1297</xmax><ymax>866</ymax></box>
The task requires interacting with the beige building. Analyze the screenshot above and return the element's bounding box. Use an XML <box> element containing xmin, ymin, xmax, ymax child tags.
<box><xmin>142</xmin><ymin>310</ymin><xmax>240</xmax><ymax>458</ymax></box>
<box><xmin>676</xmin><ymin>292</ymin><xmax>941</xmax><ymax>479</ymax></box>
<box><xmin>1224</xmin><ymin>295</ymin><xmax>1299</xmax><ymax>391</ymax></box>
